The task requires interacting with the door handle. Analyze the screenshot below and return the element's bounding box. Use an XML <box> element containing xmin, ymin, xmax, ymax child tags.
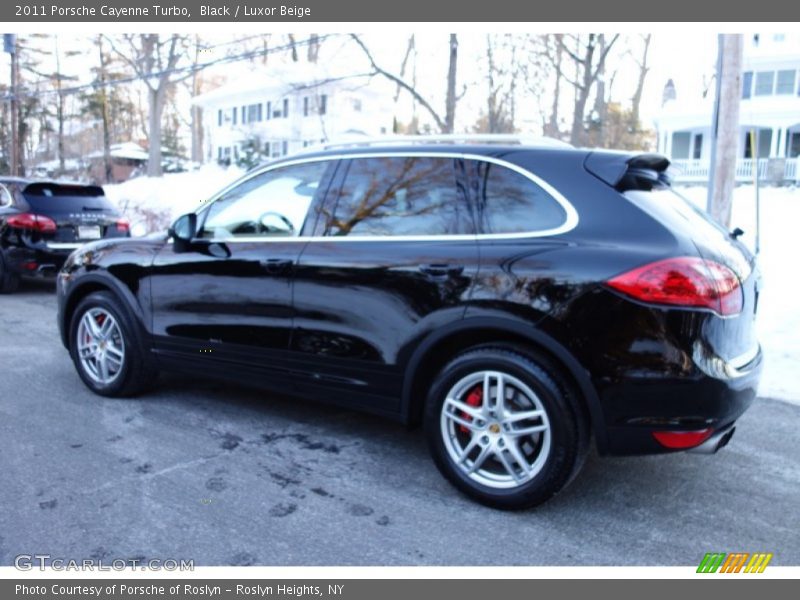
<box><xmin>259</xmin><ymin>258</ymin><xmax>293</xmax><ymax>274</ymax></box>
<box><xmin>419</xmin><ymin>263</ymin><xmax>464</xmax><ymax>278</ymax></box>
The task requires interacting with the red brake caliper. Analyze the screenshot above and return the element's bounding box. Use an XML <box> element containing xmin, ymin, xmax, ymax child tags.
<box><xmin>459</xmin><ymin>385</ymin><xmax>483</xmax><ymax>433</ymax></box>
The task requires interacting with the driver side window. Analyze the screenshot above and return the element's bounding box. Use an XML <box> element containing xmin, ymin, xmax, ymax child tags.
<box><xmin>199</xmin><ymin>161</ymin><xmax>329</xmax><ymax>239</ymax></box>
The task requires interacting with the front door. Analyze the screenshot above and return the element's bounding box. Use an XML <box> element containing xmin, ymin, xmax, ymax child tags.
<box><xmin>149</xmin><ymin>160</ymin><xmax>335</xmax><ymax>382</ymax></box>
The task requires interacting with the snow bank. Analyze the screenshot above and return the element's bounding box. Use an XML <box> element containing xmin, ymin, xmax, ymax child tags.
<box><xmin>103</xmin><ymin>169</ymin><xmax>800</xmax><ymax>406</ymax></box>
<box><xmin>103</xmin><ymin>164</ymin><xmax>245</xmax><ymax>236</ymax></box>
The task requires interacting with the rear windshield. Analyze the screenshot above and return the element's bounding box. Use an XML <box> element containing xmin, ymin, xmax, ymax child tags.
<box><xmin>22</xmin><ymin>183</ymin><xmax>117</xmax><ymax>213</ymax></box>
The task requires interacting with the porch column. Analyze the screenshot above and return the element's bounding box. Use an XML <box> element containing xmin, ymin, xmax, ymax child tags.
<box><xmin>770</xmin><ymin>127</ymin><xmax>780</xmax><ymax>158</ymax></box>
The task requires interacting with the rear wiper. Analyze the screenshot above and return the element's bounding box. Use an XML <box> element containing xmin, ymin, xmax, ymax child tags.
<box><xmin>730</xmin><ymin>227</ymin><xmax>745</xmax><ymax>240</ymax></box>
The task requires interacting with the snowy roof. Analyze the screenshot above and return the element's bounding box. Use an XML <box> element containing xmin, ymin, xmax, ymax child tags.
<box><xmin>87</xmin><ymin>142</ymin><xmax>149</xmax><ymax>161</ymax></box>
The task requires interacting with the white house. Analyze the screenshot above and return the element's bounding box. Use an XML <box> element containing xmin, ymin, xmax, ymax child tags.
<box><xmin>193</xmin><ymin>64</ymin><xmax>395</xmax><ymax>164</ymax></box>
<box><xmin>654</xmin><ymin>34</ymin><xmax>800</xmax><ymax>183</ymax></box>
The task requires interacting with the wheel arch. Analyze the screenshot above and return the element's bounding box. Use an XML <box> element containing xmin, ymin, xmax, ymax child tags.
<box><xmin>60</xmin><ymin>273</ymin><xmax>147</xmax><ymax>349</ymax></box>
<box><xmin>400</xmin><ymin>316</ymin><xmax>609</xmax><ymax>453</ymax></box>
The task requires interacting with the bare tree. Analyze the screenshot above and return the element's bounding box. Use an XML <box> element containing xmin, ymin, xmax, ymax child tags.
<box><xmin>629</xmin><ymin>34</ymin><xmax>652</xmax><ymax>129</ymax></box>
<box><xmin>106</xmin><ymin>34</ymin><xmax>190</xmax><ymax>176</ymax></box>
<box><xmin>551</xmin><ymin>33</ymin><xmax>620</xmax><ymax>146</ymax></box>
<box><xmin>351</xmin><ymin>34</ymin><xmax>461</xmax><ymax>133</ymax></box>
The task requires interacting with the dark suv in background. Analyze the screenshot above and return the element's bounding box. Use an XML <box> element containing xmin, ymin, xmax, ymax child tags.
<box><xmin>0</xmin><ymin>179</ymin><xmax>129</xmax><ymax>293</ymax></box>
<box><xmin>55</xmin><ymin>136</ymin><xmax>762</xmax><ymax>509</ymax></box>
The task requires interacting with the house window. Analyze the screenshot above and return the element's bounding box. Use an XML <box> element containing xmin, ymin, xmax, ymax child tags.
<box><xmin>319</xmin><ymin>94</ymin><xmax>327</xmax><ymax>115</ymax></box>
<box><xmin>232</xmin><ymin>107</ymin><xmax>237</xmax><ymax>125</ymax></box>
<box><xmin>671</xmin><ymin>132</ymin><xmax>691</xmax><ymax>159</ymax></box>
<box><xmin>282</xmin><ymin>140</ymin><xmax>288</xmax><ymax>155</ymax></box>
<box><xmin>303</xmin><ymin>97</ymin><xmax>309</xmax><ymax>117</ymax></box>
<box><xmin>352</xmin><ymin>98</ymin><xmax>362</xmax><ymax>112</ymax></box>
<box><xmin>692</xmin><ymin>134</ymin><xmax>703</xmax><ymax>159</ymax></box>
<box><xmin>283</xmin><ymin>98</ymin><xmax>289</xmax><ymax>118</ymax></box>
<box><xmin>742</xmin><ymin>71</ymin><xmax>753</xmax><ymax>99</ymax></box>
<box><xmin>754</xmin><ymin>71</ymin><xmax>775</xmax><ymax>96</ymax></box>
<box><xmin>241</xmin><ymin>105</ymin><xmax>247</xmax><ymax>123</ymax></box>
<box><xmin>744</xmin><ymin>130</ymin><xmax>772</xmax><ymax>159</ymax></box>
<box><xmin>217</xmin><ymin>109</ymin><xmax>223</xmax><ymax>127</ymax></box>
<box><xmin>788</xmin><ymin>132</ymin><xmax>800</xmax><ymax>158</ymax></box>
<box><xmin>776</xmin><ymin>70</ymin><xmax>796</xmax><ymax>95</ymax></box>
<box><xmin>266</xmin><ymin>101</ymin><xmax>272</xmax><ymax>120</ymax></box>
<box><xmin>246</xmin><ymin>104</ymin><xmax>261</xmax><ymax>123</ymax></box>
<box><xmin>264</xmin><ymin>141</ymin><xmax>270</xmax><ymax>156</ymax></box>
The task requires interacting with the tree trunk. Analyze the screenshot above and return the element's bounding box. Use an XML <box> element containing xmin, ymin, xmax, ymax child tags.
<box><xmin>709</xmin><ymin>34</ymin><xmax>744</xmax><ymax>228</ymax></box>
<box><xmin>569</xmin><ymin>35</ymin><xmax>595</xmax><ymax>146</ymax></box>
<box><xmin>97</xmin><ymin>36</ymin><xmax>113</xmax><ymax>183</ymax></box>
<box><xmin>545</xmin><ymin>35</ymin><xmax>562</xmax><ymax>138</ymax></box>
<box><xmin>444</xmin><ymin>34</ymin><xmax>458</xmax><ymax>133</ymax></box>
<box><xmin>630</xmin><ymin>34</ymin><xmax>652</xmax><ymax>129</ymax></box>
<box><xmin>147</xmin><ymin>86</ymin><xmax>165</xmax><ymax>176</ymax></box>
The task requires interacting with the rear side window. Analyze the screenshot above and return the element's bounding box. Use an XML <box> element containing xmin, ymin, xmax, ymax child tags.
<box><xmin>468</xmin><ymin>160</ymin><xmax>567</xmax><ymax>234</ymax></box>
<box><xmin>21</xmin><ymin>183</ymin><xmax>116</xmax><ymax>214</ymax></box>
<box><xmin>318</xmin><ymin>156</ymin><xmax>469</xmax><ymax>237</ymax></box>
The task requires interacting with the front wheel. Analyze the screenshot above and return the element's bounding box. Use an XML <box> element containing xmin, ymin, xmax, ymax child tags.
<box><xmin>425</xmin><ymin>346</ymin><xmax>587</xmax><ymax>509</ymax></box>
<box><xmin>69</xmin><ymin>291</ymin><xmax>156</xmax><ymax>397</ymax></box>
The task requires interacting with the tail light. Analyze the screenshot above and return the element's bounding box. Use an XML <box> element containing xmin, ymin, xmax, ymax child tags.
<box><xmin>115</xmin><ymin>217</ymin><xmax>130</xmax><ymax>233</ymax></box>
<box><xmin>607</xmin><ymin>256</ymin><xmax>742</xmax><ymax>316</ymax></box>
<box><xmin>6</xmin><ymin>213</ymin><xmax>57</xmax><ymax>234</ymax></box>
<box><xmin>652</xmin><ymin>429</ymin><xmax>713</xmax><ymax>449</ymax></box>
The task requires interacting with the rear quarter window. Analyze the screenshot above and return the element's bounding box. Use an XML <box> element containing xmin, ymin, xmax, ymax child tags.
<box><xmin>469</xmin><ymin>160</ymin><xmax>567</xmax><ymax>234</ymax></box>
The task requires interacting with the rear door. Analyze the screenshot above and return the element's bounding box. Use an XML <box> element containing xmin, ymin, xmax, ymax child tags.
<box><xmin>291</xmin><ymin>154</ymin><xmax>479</xmax><ymax>414</ymax></box>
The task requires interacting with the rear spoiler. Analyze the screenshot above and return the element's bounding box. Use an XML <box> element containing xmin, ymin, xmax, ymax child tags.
<box><xmin>584</xmin><ymin>151</ymin><xmax>672</xmax><ymax>191</ymax></box>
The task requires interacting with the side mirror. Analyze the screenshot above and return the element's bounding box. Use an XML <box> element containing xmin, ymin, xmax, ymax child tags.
<box><xmin>168</xmin><ymin>213</ymin><xmax>197</xmax><ymax>252</ymax></box>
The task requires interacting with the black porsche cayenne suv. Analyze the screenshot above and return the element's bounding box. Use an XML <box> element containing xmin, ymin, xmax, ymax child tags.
<box><xmin>0</xmin><ymin>178</ymin><xmax>129</xmax><ymax>293</ymax></box>
<box><xmin>56</xmin><ymin>138</ymin><xmax>762</xmax><ymax>509</ymax></box>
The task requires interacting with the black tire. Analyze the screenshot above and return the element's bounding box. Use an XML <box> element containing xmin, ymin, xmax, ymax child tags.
<box><xmin>68</xmin><ymin>291</ymin><xmax>157</xmax><ymax>397</ymax></box>
<box><xmin>0</xmin><ymin>251</ymin><xmax>20</xmax><ymax>294</ymax></box>
<box><xmin>424</xmin><ymin>345</ymin><xmax>589</xmax><ymax>510</ymax></box>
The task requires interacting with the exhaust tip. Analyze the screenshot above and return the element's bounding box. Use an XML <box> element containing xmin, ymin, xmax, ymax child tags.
<box><xmin>687</xmin><ymin>425</ymin><xmax>736</xmax><ymax>454</ymax></box>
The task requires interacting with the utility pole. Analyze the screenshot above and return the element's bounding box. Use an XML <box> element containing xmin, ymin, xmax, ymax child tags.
<box><xmin>4</xmin><ymin>34</ymin><xmax>18</xmax><ymax>176</ymax></box>
<box><xmin>707</xmin><ymin>34</ymin><xmax>744</xmax><ymax>228</ymax></box>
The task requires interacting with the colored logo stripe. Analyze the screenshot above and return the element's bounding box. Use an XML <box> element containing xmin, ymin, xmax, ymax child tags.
<box><xmin>697</xmin><ymin>552</ymin><xmax>772</xmax><ymax>573</ymax></box>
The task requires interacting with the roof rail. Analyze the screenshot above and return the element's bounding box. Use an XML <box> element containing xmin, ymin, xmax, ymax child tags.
<box><xmin>297</xmin><ymin>133</ymin><xmax>573</xmax><ymax>154</ymax></box>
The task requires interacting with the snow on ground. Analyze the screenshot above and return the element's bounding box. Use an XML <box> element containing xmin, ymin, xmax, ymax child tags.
<box><xmin>677</xmin><ymin>184</ymin><xmax>800</xmax><ymax>405</ymax></box>
<box><xmin>103</xmin><ymin>170</ymin><xmax>800</xmax><ymax>405</ymax></box>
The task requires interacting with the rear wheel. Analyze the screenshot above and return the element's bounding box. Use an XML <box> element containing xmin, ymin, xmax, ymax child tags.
<box><xmin>69</xmin><ymin>291</ymin><xmax>156</xmax><ymax>396</ymax></box>
<box><xmin>0</xmin><ymin>251</ymin><xmax>20</xmax><ymax>294</ymax></box>
<box><xmin>425</xmin><ymin>346</ymin><xmax>587</xmax><ymax>509</ymax></box>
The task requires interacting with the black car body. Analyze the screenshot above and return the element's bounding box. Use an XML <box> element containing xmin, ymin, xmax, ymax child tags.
<box><xmin>55</xmin><ymin>139</ymin><xmax>762</xmax><ymax>508</ymax></box>
<box><xmin>0</xmin><ymin>178</ymin><xmax>129</xmax><ymax>292</ymax></box>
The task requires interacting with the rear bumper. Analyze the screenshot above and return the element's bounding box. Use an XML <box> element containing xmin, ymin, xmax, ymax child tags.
<box><xmin>601</xmin><ymin>346</ymin><xmax>762</xmax><ymax>455</ymax></box>
<box><xmin>2</xmin><ymin>243</ymin><xmax>80</xmax><ymax>276</ymax></box>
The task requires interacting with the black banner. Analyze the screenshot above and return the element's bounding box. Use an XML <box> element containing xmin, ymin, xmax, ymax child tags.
<box><xmin>2</xmin><ymin>0</ymin><xmax>799</xmax><ymax>22</ymax></box>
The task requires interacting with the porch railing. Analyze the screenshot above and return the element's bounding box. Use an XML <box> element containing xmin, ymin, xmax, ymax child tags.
<box><xmin>670</xmin><ymin>158</ymin><xmax>797</xmax><ymax>183</ymax></box>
